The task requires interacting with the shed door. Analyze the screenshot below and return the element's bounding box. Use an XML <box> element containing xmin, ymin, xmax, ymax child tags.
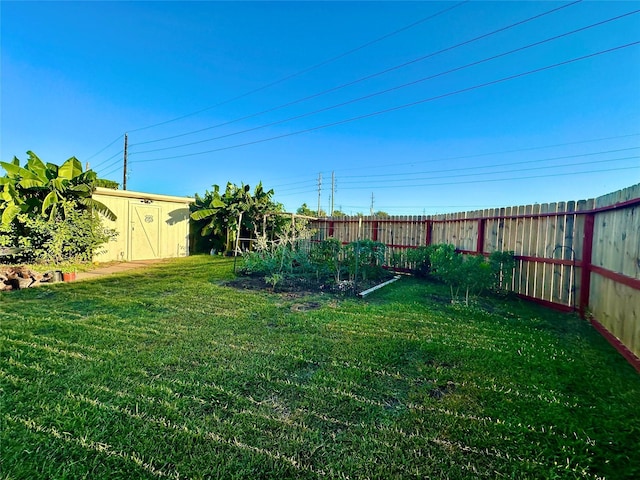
<box><xmin>129</xmin><ymin>204</ymin><xmax>161</xmax><ymax>260</ymax></box>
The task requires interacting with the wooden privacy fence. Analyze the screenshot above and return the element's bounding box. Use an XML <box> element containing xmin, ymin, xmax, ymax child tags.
<box><xmin>311</xmin><ymin>184</ymin><xmax>640</xmax><ymax>369</ymax></box>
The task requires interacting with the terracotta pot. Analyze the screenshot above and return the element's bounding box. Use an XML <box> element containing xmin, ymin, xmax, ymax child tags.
<box><xmin>63</xmin><ymin>272</ymin><xmax>76</xmax><ymax>282</ymax></box>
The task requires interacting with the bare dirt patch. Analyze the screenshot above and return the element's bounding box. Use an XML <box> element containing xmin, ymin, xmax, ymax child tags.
<box><xmin>290</xmin><ymin>302</ymin><xmax>322</xmax><ymax>312</ymax></box>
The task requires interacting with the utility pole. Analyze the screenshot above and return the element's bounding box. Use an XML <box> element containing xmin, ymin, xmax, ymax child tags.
<box><xmin>123</xmin><ymin>133</ymin><xmax>128</xmax><ymax>190</ymax></box>
<box><xmin>370</xmin><ymin>192</ymin><xmax>374</xmax><ymax>216</ymax></box>
<box><xmin>330</xmin><ymin>171</ymin><xmax>335</xmax><ymax>216</ymax></box>
<box><xmin>317</xmin><ymin>172</ymin><xmax>322</xmax><ymax>216</ymax></box>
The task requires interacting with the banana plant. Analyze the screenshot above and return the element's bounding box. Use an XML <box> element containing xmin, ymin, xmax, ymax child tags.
<box><xmin>190</xmin><ymin>182</ymin><xmax>278</xmax><ymax>254</ymax></box>
<box><xmin>190</xmin><ymin>184</ymin><xmax>227</xmax><ymax>237</ymax></box>
<box><xmin>0</xmin><ymin>151</ymin><xmax>118</xmax><ymax>226</ymax></box>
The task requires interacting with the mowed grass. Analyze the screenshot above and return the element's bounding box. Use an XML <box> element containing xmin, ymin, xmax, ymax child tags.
<box><xmin>1</xmin><ymin>256</ymin><xmax>639</xmax><ymax>480</ymax></box>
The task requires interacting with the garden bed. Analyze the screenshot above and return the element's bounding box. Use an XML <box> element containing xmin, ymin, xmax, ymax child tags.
<box><xmin>226</xmin><ymin>272</ymin><xmax>396</xmax><ymax>296</ymax></box>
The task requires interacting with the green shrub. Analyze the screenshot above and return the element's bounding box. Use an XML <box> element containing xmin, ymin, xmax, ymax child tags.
<box><xmin>405</xmin><ymin>245</ymin><xmax>435</xmax><ymax>277</ymax></box>
<box><xmin>0</xmin><ymin>204</ymin><xmax>117</xmax><ymax>265</ymax></box>
<box><xmin>430</xmin><ymin>244</ymin><xmax>495</xmax><ymax>305</ymax></box>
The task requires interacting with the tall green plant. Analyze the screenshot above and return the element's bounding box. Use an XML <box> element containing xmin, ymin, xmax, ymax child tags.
<box><xmin>488</xmin><ymin>250</ymin><xmax>516</xmax><ymax>292</ymax></box>
<box><xmin>343</xmin><ymin>239</ymin><xmax>386</xmax><ymax>282</ymax></box>
<box><xmin>190</xmin><ymin>182</ymin><xmax>281</xmax><ymax>254</ymax></box>
<box><xmin>309</xmin><ymin>238</ymin><xmax>343</xmax><ymax>282</ymax></box>
<box><xmin>430</xmin><ymin>244</ymin><xmax>464</xmax><ymax>302</ymax></box>
<box><xmin>0</xmin><ymin>151</ymin><xmax>117</xmax><ymax>226</ymax></box>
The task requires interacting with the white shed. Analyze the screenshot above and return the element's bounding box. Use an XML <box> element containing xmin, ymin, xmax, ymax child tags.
<box><xmin>93</xmin><ymin>187</ymin><xmax>194</xmax><ymax>262</ymax></box>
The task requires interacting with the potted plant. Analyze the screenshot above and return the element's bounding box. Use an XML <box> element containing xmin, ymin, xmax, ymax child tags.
<box><xmin>62</xmin><ymin>266</ymin><xmax>77</xmax><ymax>282</ymax></box>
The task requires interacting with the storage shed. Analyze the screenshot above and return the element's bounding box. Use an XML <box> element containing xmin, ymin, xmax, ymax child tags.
<box><xmin>92</xmin><ymin>187</ymin><xmax>194</xmax><ymax>262</ymax></box>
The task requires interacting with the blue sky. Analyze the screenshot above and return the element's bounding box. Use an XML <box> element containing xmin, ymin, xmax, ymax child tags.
<box><xmin>2</xmin><ymin>1</ymin><xmax>639</xmax><ymax>215</ymax></box>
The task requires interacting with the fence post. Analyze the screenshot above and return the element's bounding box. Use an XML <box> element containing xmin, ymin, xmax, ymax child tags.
<box><xmin>372</xmin><ymin>220</ymin><xmax>379</xmax><ymax>242</ymax></box>
<box><xmin>476</xmin><ymin>218</ymin><xmax>486</xmax><ymax>255</ymax></box>
<box><xmin>579</xmin><ymin>213</ymin><xmax>595</xmax><ymax>318</ymax></box>
<box><xmin>425</xmin><ymin>219</ymin><xmax>432</xmax><ymax>246</ymax></box>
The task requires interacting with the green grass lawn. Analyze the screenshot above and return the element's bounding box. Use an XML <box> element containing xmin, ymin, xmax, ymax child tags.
<box><xmin>2</xmin><ymin>255</ymin><xmax>639</xmax><ymax>479</ymax></box>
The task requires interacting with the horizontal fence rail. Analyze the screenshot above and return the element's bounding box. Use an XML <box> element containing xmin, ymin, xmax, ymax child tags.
<box><xmin>310</xmin><ymin>184</ymin><xmax>640</xmax><ymax>370</ymax></box>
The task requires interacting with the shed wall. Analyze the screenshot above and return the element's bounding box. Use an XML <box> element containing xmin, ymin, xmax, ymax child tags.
<box><xmin>93</xmin><ymin>190</ymin><xmax>192</xmax><ymax>262</ymax></box>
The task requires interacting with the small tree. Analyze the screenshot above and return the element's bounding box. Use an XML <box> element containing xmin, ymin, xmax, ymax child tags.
<box><xmin>460</xmin><ymin>254</ymin><xmax>493</xmax><ymax>305</ymax></box>
<box><xmin>297</xmin><ymin>203</ymin><xmax>324</xmax><ymax>217</ymax></box>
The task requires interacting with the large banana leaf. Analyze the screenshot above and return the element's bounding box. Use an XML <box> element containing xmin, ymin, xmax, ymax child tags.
<box><xmin>190</xmin><ymin>208</ymin><xmax>219</xmax><ymax>221</ymax></box>
<box><xmin>1</xmin><ymin>162</ymin><xmax>40</xmax><ymax>181</ymax></box>
<box><xmin>50</xmin><ymin>177</ymin><xmax>69</xmax><ymax>192</ymax></box>
<box><xmin>68</xmin><ymin>184</ymin><xmax>92</xmax><ymax>195</ymax></box>
<box><xmin>1</xmin><ymin>204</ymin><xmax>22</xmax><ymax>225</ymax></box>
<box><xmin>41</xmin><ymin>191</ymin><xmax>60</xmax><ymax>216</ymax></box>
<box><xmin>25</xmin><ymin>151</ymin><xmax>51</xmax><ymax>182</ymax></box>
<box><xmin>58</xmin><ymin>157</ymin><xmax>83</xmax><ymax>180</ymax></box>
<box><xmin>76</xmin><ymin>197</ymin><xmax>117</xmax><ymax>221</ymax></box>
<box><xmin>18</xmin><ymin>178</ymin><xmax>46</xmax><ymax>189</ymax></box>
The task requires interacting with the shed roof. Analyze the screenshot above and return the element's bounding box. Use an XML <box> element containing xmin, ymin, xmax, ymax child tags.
<box><xmin>94</xmin><ymin>187</ymin><xmax>194</xmax><ymax>204</ymax></box>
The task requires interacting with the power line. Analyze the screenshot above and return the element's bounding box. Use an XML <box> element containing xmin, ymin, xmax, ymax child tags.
<box><xmin>273</xmin><ymin>153</ymin><xmax>638</xmax><ymax>194</ymax></box>
<box><xmin>130</xmin><ymin>0</ymin><xmax>584</xmax><ymax>149</ymax></box>
<box><xmin>338</xmin><ymin>147</ymin><xmax>640</xmax><ymax>183</ymax></box>
<box><xmin>131</xmin><ymin>41</ymin><xmax>640</xmax><ymax>163</ymax></box>
<box><xmin>101</xmin><ymin>164</ymin><xmax>123</xmax><ymax>179</ymax></box>
<box><xmin>276</xmin><ymin>189</ymin><xmax>330</xmax><ymax>198</ymax></box>
<box><xmin>134</xmin><ymin>7</ymin><xmax>636</xmax><ymax>156</ymax></box>
<box><xmin>279</xmin><ymin>165</ymin><xmax>640</xmax><ymax>193</ymax></box>
<box><xmin>283</xmin><ymin>165</ymin><xmax>640</xmax><ymax>196</ymax></box>
<box><xmin>261</xmin><ymin>133</ymin><xmax>640</xmax><ymax>185</ymax></box>
<box><xmin>85</xmin><ymin>134</ymin><xmax>123</xmax><ymax>164</ymax></box>
<box><xmin>124</xmin><ymin>1</ymin><xmax>469</xmax><ymax>135</ymax></box>
<box><xmin>270</xmin><ymin>179</ymin><xmax>318</xmax><ymax>189</ymax></box>
<box><xmin>93</xmin><ymin>149</ymin><xmax>124</xmax><ymax>175</ymax></box>
<box><xmin>330</xmin><ymin>133</ymin><xmax>640</xmax><ymax>175</ymax></box>
<box><xmin>94</xmin><ymin>154</ymin><xmax>125</xmax><ymax>176</ymax></box>
<box><xmin>340</xmin><ymin>155</ymin><xmax>640</xmax><ymax>187</ymax></box>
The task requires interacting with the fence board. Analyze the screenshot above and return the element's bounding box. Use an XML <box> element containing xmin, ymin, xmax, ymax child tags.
<box><xmin>541</xmin><ymin>203</ymin><xmax>555</xmax><ymax>304</ymax></box>
<box><xmin>590</xmin><ymin>275</ymin><xmax>639</xmax><ymax>358</ymax></box>
<box><xmin>623</xmin><ymin>204</ymin><xmax>640</xmax><ymax>279</ymax></box>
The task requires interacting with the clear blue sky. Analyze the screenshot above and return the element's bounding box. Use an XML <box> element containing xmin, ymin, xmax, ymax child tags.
<box><xmin>2</xmin><ymin>1</ymin><xmax>639</xmax><ymax>215</ymax></box>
